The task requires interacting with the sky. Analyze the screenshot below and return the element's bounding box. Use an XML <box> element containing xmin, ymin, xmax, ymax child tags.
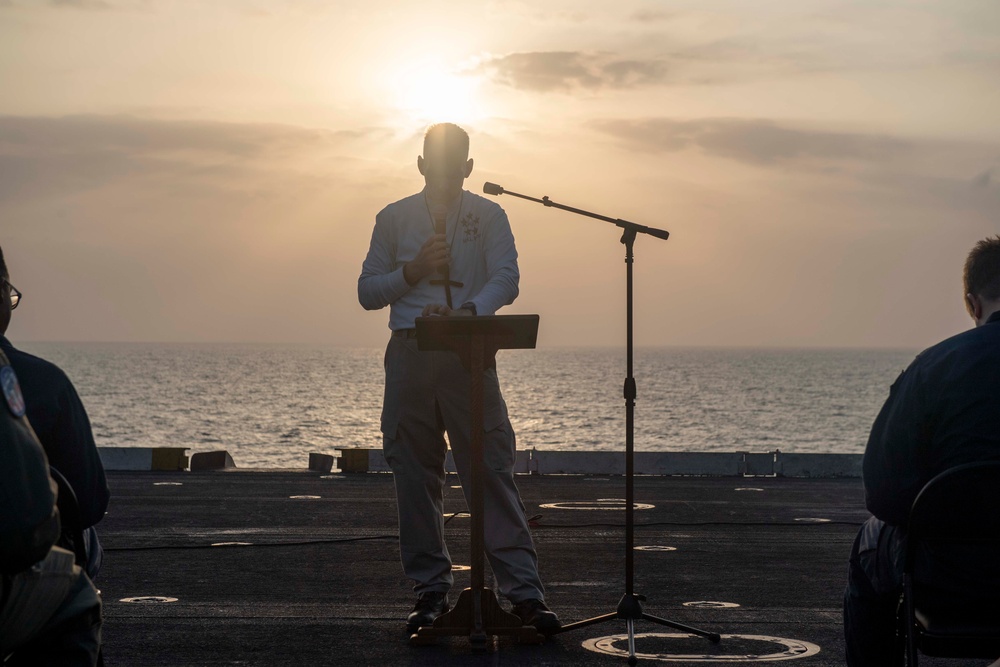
<box><xmin>1</xmin><ymin>0</ymin><xmax>997</xmax><ymax>349</ymax></box>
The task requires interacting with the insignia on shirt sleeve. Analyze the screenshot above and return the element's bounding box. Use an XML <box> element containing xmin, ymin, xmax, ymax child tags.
<box><xmin>1</xmin><ymin>365</ymin><xmax>26</xmax><ymax>418</ymax></box>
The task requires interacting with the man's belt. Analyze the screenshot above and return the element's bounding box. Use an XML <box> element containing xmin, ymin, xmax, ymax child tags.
<box><xmin>391</xmin><ymin>328</ymin><xmax>419</xmax><ymax>339</ymax></box>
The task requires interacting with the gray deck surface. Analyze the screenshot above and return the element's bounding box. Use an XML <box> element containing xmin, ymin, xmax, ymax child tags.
<box><xmin>97</xmin><ymin>470</ymin><xmax>996</xmax><ymax>666</ymax></box>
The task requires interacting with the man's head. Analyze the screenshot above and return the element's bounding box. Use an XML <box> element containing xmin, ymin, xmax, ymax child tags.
<box><xmin>0</xmin><ymin>244</ymin><xmax>10</xmax><ymax>335</ymax></box>
<box><xmin>417</xmin><ymin>123</ymin><xmax>473</xmax><ymax>203</ymax></box>
<box><xmin>963</xmin><ymin>234</ymin><xmax>1000</xmax><ymax>326</ymax></box>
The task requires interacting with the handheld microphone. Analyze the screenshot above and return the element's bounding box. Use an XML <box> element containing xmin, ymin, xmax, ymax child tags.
<box><xmin>427</xmin><ymin>202</ymin><xmax>458</xmax><ymax>307</ymax></box>
<box><xmin>429</xmin><ymin>203</ymin><xmax>450</xmax><ymax>281</ymax></box>
<box><xmin>429</xmin><ymin>203</ymin><xmax>449</xmax><ymax>235</ymax></box>
<box><xmin>483</xmin><ymin>182</ymin><xmax>504</xmax><ymax>196</ymax></box>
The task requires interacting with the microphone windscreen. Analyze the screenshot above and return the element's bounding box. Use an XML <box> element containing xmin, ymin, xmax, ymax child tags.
<box><xmin>483</xmin><ymin>182</ymin><xmax>504</xmax><ymax>196</ymax></box>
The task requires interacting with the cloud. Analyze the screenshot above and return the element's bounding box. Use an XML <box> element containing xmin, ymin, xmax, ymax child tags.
<box><xmin>0</xmin><ymin>114</ymin><xmax>334</xmax><ymax>155</ymax></box>
<box><xmin>587</xmin><ymin>116</ymin><xmax>1000</xmax><ymax>219</ymax></box>
<box><xmin>49</xmin><ymin>0</ymin><xmax>113</xmax><ymax>8</ymax></box>
<box><xmin>473</xmin><ymin>40</ymin><xmax>860</xmax><ymax>94</ymax></box>
<box><xmin>485</xmin><ymin>1</ymin><xmax>590</xmax><ymax>25</ymax></box>
<box><xmin>597</xmin><ymin>8</ymin><xmax>1000</xmax><ymax>89</ymax></box>
<box><xmin>590</xmin><ymin>117</ymin><xmax>910</xmax><ymax>166</ymax></box>
<box><xmin>474</xmin><ymin>52</ymin><xmax>668</xmax><ymax>92</ymax></box>
<box><xmin>0</xmin><ymin>0</ymin><xmax>160</xmax><ymax>11</ymax></box>
<box><xmin>0</xmin><ymin>114</ymin><xmax>413</xmax><ymax>345</ymax></box>
<box><xmin>0</xmin><ymin>115</ymin><xmax>371</xmax><ymax>203</ymax></box>
<box><xmin>630</xmin><ymin>9</ymin><xmax>675</xmax><ymax>23</ymax></box>
<box><xmin>972</xmin><ymin>167</ymin><xmax>994</xmax><ymax>189</ymax></box>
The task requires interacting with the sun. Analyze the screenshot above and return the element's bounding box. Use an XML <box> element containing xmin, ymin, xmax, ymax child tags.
<box><xmin>390</xmin><ymin>58</ymin><xmax>483</xmax><ymax>127</ymax></box>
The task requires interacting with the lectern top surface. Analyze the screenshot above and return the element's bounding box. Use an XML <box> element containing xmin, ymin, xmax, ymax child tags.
<box><xmin>414</xmin><ymin>314</ymin><xmax>539</xmax><ymax>351</ymax></box>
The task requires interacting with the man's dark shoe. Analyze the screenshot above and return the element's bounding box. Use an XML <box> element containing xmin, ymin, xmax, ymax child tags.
<box><xmin>512</xmin><ymin>598</ymin><xmax>561</xmax><ymax>635</ymax></box>
<box><xmin>406</xmin><ymin>591</ymin><xmax>450</xmax><ymax>634</ymax></box>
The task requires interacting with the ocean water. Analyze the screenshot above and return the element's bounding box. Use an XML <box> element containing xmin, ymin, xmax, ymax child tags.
<box><xmin>20</xmin><ymin>342</ymin><xmax>916</xmax><ymax>469</ymax></box>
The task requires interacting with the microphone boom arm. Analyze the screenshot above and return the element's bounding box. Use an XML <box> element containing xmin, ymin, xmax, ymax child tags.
<box><xmin>482</xmin><ymin>182</ymin><xmax>669</xmax><ymax>241</ymax></box>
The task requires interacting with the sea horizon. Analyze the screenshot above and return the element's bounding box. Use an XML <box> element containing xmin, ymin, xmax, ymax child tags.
<box><xmin>17</xmin><ymin>341</ymin><xmax>917</xmax><ymax>468</ymax></box>
<box><xmin>15</xmin><ymin>338</ymin><xmax>921</xmax><ymax>352</ymax></box>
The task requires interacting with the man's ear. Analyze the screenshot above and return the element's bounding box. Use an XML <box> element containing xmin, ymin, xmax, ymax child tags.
<box><xmin>0</xmin><ymin>285</ymin><xmax>10</xmax><ymax>336</ymax></box>
<box><xmin>966</xmin><ymin>293</ymin><xmax>983</xmax><ymax>321</ymax></box>
<box><xmin>417</xmin><ymin>155</ymin><xmax>426</xmax><ymax>175</ymax></box>
<box><xmin>464</xmin><ymin>158</ymin><xmax>474</xmax><ymax>179</ymax></box>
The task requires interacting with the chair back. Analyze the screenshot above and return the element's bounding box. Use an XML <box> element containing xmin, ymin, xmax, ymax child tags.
<box><xmin>905</xmin><ymin>461</ymin><xmax>1000</xmax><ymax>659</ymax></box>
<box><xmin>48</xmin><ymin>466</ymin><xmax>88</xmax><ymax>569</ymax></box>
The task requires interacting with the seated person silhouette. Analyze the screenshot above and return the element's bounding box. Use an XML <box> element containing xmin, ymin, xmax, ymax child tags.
<box><xmin>1</xmin><ymin>346</ymin><xmax>103</xmax><ymax>666</ymax></box>
<box><xmin>843</xmin><ymin>235</ymin><xmax>1000</xmax><ymax>665</ymax></box>
<box><xmin>0</xmin><ymin>246</ymin><xmax>110</xmax><ymax>579</ymax></box>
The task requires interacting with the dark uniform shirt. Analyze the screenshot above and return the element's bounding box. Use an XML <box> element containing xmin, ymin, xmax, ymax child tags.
<box><xmin>0</xmin><ymin>336</ymin><xmax>109</xmax><ymax>528</ymax></box>
<box><xmin>863</xmin><ymin>311</ymin><xmax>1000</xmax><ymax>526</ymax></box>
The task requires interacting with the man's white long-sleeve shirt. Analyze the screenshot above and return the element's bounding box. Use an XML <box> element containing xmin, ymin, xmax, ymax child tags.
<box><xmin>358</xmin><ymin>189</ymin><xmax>520</xmax><ymax>330</ymax></box>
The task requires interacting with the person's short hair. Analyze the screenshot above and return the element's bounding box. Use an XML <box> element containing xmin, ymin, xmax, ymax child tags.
<box><xmin>964</xmin><ymin>234</ymin><xmax>1000</xmax><ymax>315</ymax></box>
<box><xmin>423</xmin><ymin>123</ymin><xmax>470</xmax><ymax>165</ymax></box>
<box><xmin>0</xmin><ymin>244</ymin><xmax>7</xmax><ymax>281</ymax></box>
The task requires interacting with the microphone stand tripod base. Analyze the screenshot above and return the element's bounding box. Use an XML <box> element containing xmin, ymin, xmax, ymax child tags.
<box><xmin>409</xmin><ymin>587</ymin><xmax>545</xmax><ymax>649</ymax></box>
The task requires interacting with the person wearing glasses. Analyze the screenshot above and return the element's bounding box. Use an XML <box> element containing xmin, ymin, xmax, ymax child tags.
<box><xmin>0</xmin><ymin>245</ymin><xmax>110</xmax><ymax>580</ymax></box>
<box><xmin>358</xmin><ymin>123</ymin><xmax>560</xmax><ymax>636</ymax></box>
<box><xmin>1</xmin><ymin>349</ymin><xmax>103</xmax><ymax>666</ymax></box>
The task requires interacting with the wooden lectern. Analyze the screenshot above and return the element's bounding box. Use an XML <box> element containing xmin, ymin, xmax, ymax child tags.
<box><xmin>409</xmin><ymin>314</ymin><xmax>544</xmax><ymax>649</ymax></box>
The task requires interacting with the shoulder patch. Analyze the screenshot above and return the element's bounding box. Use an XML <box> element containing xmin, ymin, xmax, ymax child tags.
<box><xmin>1</xmin><ymin>365</ymin><xmax>26</xmax><ymax>418</ymax></box>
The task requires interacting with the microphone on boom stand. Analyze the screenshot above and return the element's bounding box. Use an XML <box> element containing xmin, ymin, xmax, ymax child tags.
<box><xmin>480</xmin><ymin>179</ymin><xmax>713</xmax><ymax>667</ymax></box>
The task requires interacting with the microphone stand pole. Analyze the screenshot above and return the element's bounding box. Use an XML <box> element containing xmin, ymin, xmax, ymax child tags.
<box><xmin>483</xmin><ymin>183</ymin><xmax>721</xmax><ymax>666</ymax></box>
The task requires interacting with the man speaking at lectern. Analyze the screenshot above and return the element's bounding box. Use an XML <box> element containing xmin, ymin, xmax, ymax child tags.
<box><xmin>358</xmin><ymin>123</ymin><xmax>559</xmax><ymax>635</ymax></box>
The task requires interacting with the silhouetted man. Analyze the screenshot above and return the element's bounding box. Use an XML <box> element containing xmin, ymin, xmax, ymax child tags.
<box><xmin>0</xmin><ymin>245</ymin><xmax>110</xmax><ymax>579</ymax></box>
<box><xmin>358</xmin><ymin>123</ymin><xmax>559</xmax><ymax>635</ymax></box>
<box><xmin>844</xmin><ymin>235</ymin><xmax>1000</xmax><ymax>665</ymax></box>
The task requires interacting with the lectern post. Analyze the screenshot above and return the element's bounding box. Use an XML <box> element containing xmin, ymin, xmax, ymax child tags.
<box><xmin>408</xmin><ymin>314</ymin><xmax>544</xmax><ymax>649</ymax></box>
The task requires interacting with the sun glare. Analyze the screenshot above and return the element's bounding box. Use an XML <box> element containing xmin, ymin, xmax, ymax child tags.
<box><xmin>391</xmin><ymin>58</ymin><xmax>483</xmax><ymax>128</ymax></box>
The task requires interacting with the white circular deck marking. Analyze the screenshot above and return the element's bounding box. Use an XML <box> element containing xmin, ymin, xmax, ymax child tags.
<box><xmin>683</xmin><ymin>601</ymin><xmax>741</xmax><ymax>609</ymax></box>
<box><xmin>734</xmin><ymin>488</ymin><xmax>764</xmax><ymax>492</ymax></box>
<box><xmin>793</xmin><ymin>517</ymin><xmax>831</xmax><ymax>523</ymax></box>
<box><xmin>548</xmin><ymin>581</ymin><xmax>603</xmax><ymax>587</ymax></box>
<box><xmin>451</xmin><ymin>565</ymin><xmax>471</xmax><ymax>572</ymax></box>
<box><xmin>582</xmin><ymin>633</ymin><xmax>820</xmax><ymax>662</ymax></box>
<box><xmin>119</xmin><ymin>596</ymin><xmax>178</xmax><ymax>604</ymax></box>
<box><xmin>540</xmin><ymin>500</ymin><xmax>655</xmax><ymax>511</ymax></box>
<box><xmin>320</xmin><ymin>475</ymin><xmax>342</xmax><ymax>480</ymax></box>
<box><xmin>634</xmin><ymin>545</ymin><xmax>677</xmax><ymax>552</ymax></box>
<box><xmin>289</xmin><ymin>495</ymin><xmax>321</xmax><ymax>499</ymax></box>
<box><xmin>211</xmin><ymin>542</ymin><xmax>253</xmax><ymax>547</ymax></box>
<box><xmin>153</xmin><ymin>482</ymin><xmax>183</xmax><ymax>486</ymax></box>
